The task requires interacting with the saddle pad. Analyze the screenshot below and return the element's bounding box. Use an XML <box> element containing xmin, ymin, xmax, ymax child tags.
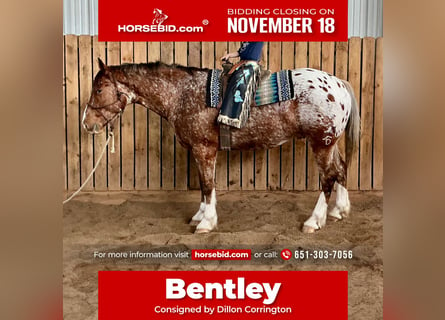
<box><xmin>255</xmin><ymin>70</ymin><xmax>294</xmax><ymax>106</ymax></box>
<box><xmin>206</xmin><ymin>69</ymin><xmax>295</xmax><ymax>107</ymax></box>
<box><xmin>206</xmin><ymin>69</ymin><xmax>222</xmax><ymax>107</ymax></box>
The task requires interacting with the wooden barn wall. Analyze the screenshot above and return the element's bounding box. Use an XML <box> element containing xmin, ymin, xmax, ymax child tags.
<box><xmin>63</xmin><ymin>37</ymin><xmax>383</xmax><ymax>191</ymax></box>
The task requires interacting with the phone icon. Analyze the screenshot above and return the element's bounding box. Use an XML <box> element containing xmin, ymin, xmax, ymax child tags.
<box><xmin>281</xmin><ymin>249</ymin><xmax>292</xmax><ymax>260</ymax></box>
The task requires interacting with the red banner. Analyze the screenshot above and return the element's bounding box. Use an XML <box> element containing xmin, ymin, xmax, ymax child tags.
<box><xmin>99</xmin><ymin>271</ymin><xmax>348</xmax><ymax>319</ymax></box>
<box><xmin>98</xmin><ymin>0</ymin><xmax>348</xmax><ymax>42</ymax></box>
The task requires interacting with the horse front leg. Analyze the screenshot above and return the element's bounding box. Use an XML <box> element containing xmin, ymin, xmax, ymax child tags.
<box><xmin>189</xmin><ymin>179</ymin><xmax>205</xmax><ymax>226</ymax></box>
<box><xmin>191</xmin><ymin>146</ymin><xmax>218</xmax><ymax>234</ymax></box>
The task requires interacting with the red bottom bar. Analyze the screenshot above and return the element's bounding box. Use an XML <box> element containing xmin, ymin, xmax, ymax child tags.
<box><xmin>99</xmin><ymin>271</ymin><xmax>347</xmax><ymax>320</ymax></box>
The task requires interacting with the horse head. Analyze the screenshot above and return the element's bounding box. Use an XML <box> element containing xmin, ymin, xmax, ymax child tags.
<box><xmin>82</xmin><ymin>58</ymin><xmax>131</xmax><ymax>134</ymax></box>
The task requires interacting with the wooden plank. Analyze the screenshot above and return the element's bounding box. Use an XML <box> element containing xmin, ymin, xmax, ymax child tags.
<box><xmin>267</xmin><ymin>41</ymin><xmax>281</xmax><ymax>190</ymax></box>
<box><xmin>65</xmin><ymin>35</ymin><xmax>80</xmax><ymax>190</ymax></box>
<box><xmin>360</xmin><ymin>38</ymin><xmax>375</xmax><ymax>190</ymax></box>
<box><xmin>321</xmin><ymin>42</ymin><xmax>335</xmax><ymax>75</ymax></box>
<box><xmin>294</xmin><ymin>42</ymin><xmax>308</xmax><ymax>190</ymax></box>
<box><xmin>106</xmin><ymin>41</ymin><xmax>121</xmax><ymax>190</ymax></box>
<box><xmin>91</xmin><ymin>37</ymin><xmax>108</xmax><ymax>190</ymax></box>
<box><xmin>241</xmin><ymin>148</ymin><xmax>254</xmax><ymax>190</ymax></box>
<box><xmin>334</xmin><ymin>41</ymin><xmax>349</xmax><ymax>168</ymax></box>
<box><xmin>188</xmin><ymin>42</ymin><xmax>201</xmax><ymax>190</ymax></box>
<box><xmin>321</xmin><ymin>42</ymin><xmax>336</xmax><ymax>190</ymax></box>
<box><xmin>160</xmin><ymin>42</ymin><xmax>175</xmax><ymax>190</ymax></box>
<box><xmin>215</xmin><ymin>42</ymin><xmax>229</xmax><ymax>191</ymax></box>
<box><xmin>63</xmin><ymin>37</ymin><xmax>67</xmax><ymax>190</ymax></box>
<box><xmin>227</xmin><ymin>41</ymin><xmax>241</xmax><ymax>190</ymax></box>
<box><xmin>148</xmin><ymin>42</ymin><xmax>161</xmax><ymax>190</ymax></box>
<box><xmin>120</xmin><ymin>42</ymin><xmax>135</xmax><ymax>190</ymax></box>
<box><xmin>347</xmin><ymin>38</ymin><xmax>361</xmax><ymax>190</ymax></box>
<box><xmin>174</xmin><ymin>42</ymin><xmax>189</xmax><ymax>190</ymax></box>
<box><xmin>187</xmin><ymin>42</ymin><xmax>201</xmax><ymax>64</ymax></box>
<box><xmin>201</xmin><ymin>42</ymin><xmax>214</xmax><ymax>68</ymax></box>
<box><xmin>280</xmin><ymin>42</ymin><xmax>295</xmax><ymax>190</ymax></box>
<box><xmin>373</xmin><ymin>38</ymin><xmax>383</xmax><ymax>190</ymax></box>
<box><xmin>307</xmin><ymin>42</ymin><xmax>321</xmax><ymax>190</ymax></box>
<box><xmin>334</xmin><ymin>41</ymin><xmax>349</xmax><ymax>81</ymax></box>
<box><xmin>134</xmin><ymin>42</ymin><xmax>148</xmax><ymax>190</ymax></box>
<box><xmin>78</xmin><ymin>36</ymin><xmax>94</xmax><ymax>191</ymax></box>
<box><xmin>254</xmin><ymin>42</ymin><xmax>268</xmax><ymax>190</ymax></box>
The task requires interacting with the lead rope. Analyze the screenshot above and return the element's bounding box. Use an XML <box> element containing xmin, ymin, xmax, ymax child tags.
<box><xmin>63</xmin><ymin>132</ymin><xmax>115</xmax><ymax>204</ymax></box>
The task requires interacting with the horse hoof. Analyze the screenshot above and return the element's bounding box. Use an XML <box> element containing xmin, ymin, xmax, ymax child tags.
<box><xmin>328</xmin><ymin>215</ymin><xmax>341</xmax><ymax>222</ymax></box>
<box><xmin>195</xmin><ymin>228</ymin><xmax>211</xmax><ymax>234</ymax></box>
<box><xmin>302</xmin><ymin>225</ymin><xmax>317</xmax><ymax>234</ymax></box>
<box><xmin>328</xmin><ymin>206</ymin><xmax>345</xmax><ymax>221</ymax></box>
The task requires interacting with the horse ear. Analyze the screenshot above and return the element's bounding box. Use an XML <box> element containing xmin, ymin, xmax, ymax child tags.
<box><xmin>98</xmin><ymin>58</ymin><xmax>108</xmax><ymax>71</ymax></box>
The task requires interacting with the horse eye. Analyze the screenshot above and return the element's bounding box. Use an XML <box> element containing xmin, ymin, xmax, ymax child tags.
<box><xmin>96</xmin><ymin>89</ymin><xmax>102</xmax><ymax>94</ymax></box>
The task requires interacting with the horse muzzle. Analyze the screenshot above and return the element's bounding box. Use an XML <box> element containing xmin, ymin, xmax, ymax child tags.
<box><xmin>82</xmin><ymin>121</ymin><xmax>103</xmax><ymax>135</ymax></box>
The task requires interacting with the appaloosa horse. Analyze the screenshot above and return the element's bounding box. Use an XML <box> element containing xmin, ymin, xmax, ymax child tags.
<box><xmin>82</xmin><ymin>58</ymin><xmax>360</xmax><ymax>234</ymax></box>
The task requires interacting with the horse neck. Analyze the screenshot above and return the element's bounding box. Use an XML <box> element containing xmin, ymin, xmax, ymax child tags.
<box><xmin>114</xmin><ymin>64</ymin><xmax>206</xmax><ymax>121</ymax></box>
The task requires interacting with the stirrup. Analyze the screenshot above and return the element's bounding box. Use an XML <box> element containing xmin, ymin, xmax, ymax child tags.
<box><xmin>219</xmin><ymin>124</ymin><xmax>231</xmax><ymax>151</ymax></box>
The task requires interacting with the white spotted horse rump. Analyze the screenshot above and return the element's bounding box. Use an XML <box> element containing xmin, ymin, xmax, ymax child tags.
<box><xmin>206</xmin><ymin>69</ymin><xmax>295</xmax><ymax>108</ymax></box>
<box><xmin>292</xmin><ymin>68</ymin><xmax>352</xmax><ymax>141</ymax></box>
<box><xmin>206</xmin><ymin>68</ymin><xmax>351</xmax><ymax>141</ymax></box>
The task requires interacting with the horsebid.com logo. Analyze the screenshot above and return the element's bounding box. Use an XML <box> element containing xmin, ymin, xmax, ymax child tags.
<box><xmin>117</xmin><ymin>8</ymin><xmax>206</xmax><ymax>33</ymax></box>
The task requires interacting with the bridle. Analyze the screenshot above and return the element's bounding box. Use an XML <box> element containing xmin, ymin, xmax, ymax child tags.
<box><xmin>85</xmin><ymin>72</ymin><xmax>131</xmax><ymax>130</ymax></box>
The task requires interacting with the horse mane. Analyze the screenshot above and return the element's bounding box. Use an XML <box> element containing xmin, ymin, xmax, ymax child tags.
<box><xmin>114</xmin><ymin>61</ymin><xmax>209</xmax><ymax>76</ymax></box>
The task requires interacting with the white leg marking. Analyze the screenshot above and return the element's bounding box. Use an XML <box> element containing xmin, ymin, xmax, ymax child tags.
<box><xmin>195</xmin><ymin>189</ymin><xmax>217</xmax><ymax>233</ymax></box>
<box><xmin>328</xmin><ymin>183</ymin><xmax>350</xmax><ymax>220</ymax></box>
<box><xmin>190</xmin><ymin>202</ymin><xmax>206</xmax><ymax>225</ymax></box>
<box><xmin>303</xmin><ymin>192</ymin><xmax>328</xmax><ymax>233</ymax></box>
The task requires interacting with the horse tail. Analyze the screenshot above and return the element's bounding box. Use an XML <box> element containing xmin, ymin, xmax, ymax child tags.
<box><xmin>342</xmin><ymin>80</ymin><xmax>360</xmax><ymax>167</ymax></box>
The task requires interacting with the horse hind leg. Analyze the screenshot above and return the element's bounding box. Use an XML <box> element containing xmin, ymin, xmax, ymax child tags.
<box><xmin>328</xmin><ymin>183</ymin><xmax>351</xmax><ymax>220</ymax></box>
<box><xmin>328</xmin><ymin>149</ymin><xmax>351</xmax><ymax>221</ymax></box>
<box><xmin>303</xmin><ymin>144</ymin><xmax>340</xmax><ymax>233</ymax></box>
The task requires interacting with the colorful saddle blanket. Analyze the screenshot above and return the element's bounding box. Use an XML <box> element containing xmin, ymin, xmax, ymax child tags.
<box><xmin>206</xmin><ymin>69</ymin><xmax>295</xmax><ymax>107</ymax></box>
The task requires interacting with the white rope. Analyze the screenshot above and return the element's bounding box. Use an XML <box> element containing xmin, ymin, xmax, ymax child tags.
<box><xmin>63</xmin><ymin>132</ymin><xmax>115</xmax><ymax>204</ymax></box>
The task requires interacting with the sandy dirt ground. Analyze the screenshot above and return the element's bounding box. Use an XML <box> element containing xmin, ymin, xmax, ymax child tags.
<box><xmin>63</xmin><ymin>190</ymin><xmax>383</xmax><ymax>319</ymax></box>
